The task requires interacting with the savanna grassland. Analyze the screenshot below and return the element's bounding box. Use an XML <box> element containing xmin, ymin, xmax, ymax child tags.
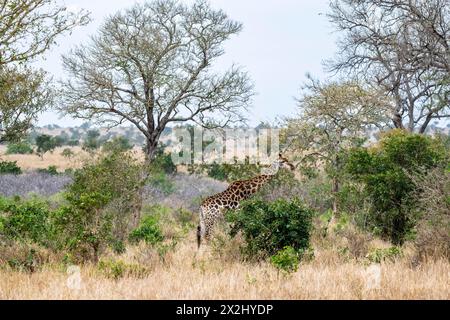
<box><xmin>0</xmin><ymin>145</ymin><xmax>449</xmax><ymax>300</ymax></box>
<box><xmin>1</xmin><ymin>241</ymin><xmax>449</xmax><ymax>300</ymax></box>
<box><xmin>1</xmin><ymin>0</ymin><xmax>450</xmax><ymax>302</ymax></box>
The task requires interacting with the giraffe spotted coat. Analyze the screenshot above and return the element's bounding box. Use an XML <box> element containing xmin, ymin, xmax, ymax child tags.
<box><xmin>197</xmin><ymin>155</ymin><xmax>294</xmax><ymax>248</ymax></box>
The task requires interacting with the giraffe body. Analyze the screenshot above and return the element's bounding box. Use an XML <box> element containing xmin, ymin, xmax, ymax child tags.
<box><xmin>197</xmin><ymin>155</ymin><xmax>294</xmax><ymax>248</ymax></box>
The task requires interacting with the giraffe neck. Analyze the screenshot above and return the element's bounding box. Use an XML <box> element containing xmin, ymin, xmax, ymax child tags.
<box><xmin>261</xmin><ymin>161</ymin><xmax>281</xmax><ymax>176</ymax></box>
<box><xmin>235</xmin><ymin>173</ymin><xmax>276</xmax><ymax>201</ymax></box>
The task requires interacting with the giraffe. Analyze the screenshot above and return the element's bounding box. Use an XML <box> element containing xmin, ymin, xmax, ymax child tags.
<box><xmin>197</xmin><ymin>154</ymin><xmax>294</xmax><ymax>248</ymax></box>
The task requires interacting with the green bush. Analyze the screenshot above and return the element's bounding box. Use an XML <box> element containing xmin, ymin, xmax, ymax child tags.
<box><xmin>37</xmin><ymin>166</ymin><xmax>59</xmax><ymax>175</ymax></box>
<box><xmin>270</xmin><ymin>246</ymin><xmax>300</xmax><ymax>274</ymax></box>
<box><xmin>227</xmin><ymin>198</ymin><xmax>314</xmax><ymax>259</ymax></box>
<box><xmin>205</xmin><ymin>162</ymin><xmax>228</xmax><ymax>181</ymax></box>
<box><xmin>345</xmin><ymin>130</ymin><xmax>447</xmax><ymax>245</ymax></box>
<box><xmin>67</xmin><ymin>140</ymin><xmax>79</xmax><ymax>147</ymax></box>
<box><xmin>366</xmin><ymin>247</ymin><xmax>402</xmax><ymax>263</ymax></box>
<box><xmin>6</xmin><ymin>141</ymin><xmax>33</xmax><ymax>155</ymax></box>
<box><xmin>0</xmin><ymin>161</ymin><xmax>22</xmax><ymax>175</ymax></box>
<box><xmin>145</xmin><ymin>147</ymin><xmax>176</xmax><ymax>194</ymax></box>
<box><xmin>129</xmin><ymin>215</ymin><xmax>163</xmax><ymax>245</ymax></box>
<box><xmin>82</xmin><ymin>130</ymin><xmax>101</xmax><ymax>152</ymax></box>
<box><xmin>174</xmin><ymin>208</ymin><xmax>196</xmax><ymax>229</ymax></box>
<box><xmin>97</xmin><ymin>258</ymin><xmax>150</xmax><ymax>280</ymax></box>
<box><xmin>0</xmin><ymin>196</ymin><xmax>53</xmax><ymax>246</ymax></box>
<box><xmin>189</xmin><ymin>157</ymin><xmax>262</xmax><ymax>182</ymax></box>
<box><xmin>35</xmin><ymin>134</ymin><xmax>58</xmax><ymax>158</ymax></box>
<box><xmin>147</xmin><ymin>171</ymin><xmax>175</xmax><ymax>195</ymax></box>
<box><xmin>55</xmin><ymin>150</ymin><xmax>143</xmax><ymax>262</ymax></box>
<box><xmin>152</xmin><ymin>147</ymin><xmax>177</xmax><ymax>175</ymax></box>
<box><xmin>207</xmin><ymin>157</ymin><xmax>262</xmax><ymax>182</ymax></box>
<box><xmin>61</xmin><ymin>148</ymin><xmax>75</xmax><ymax>159</ymax></box>
<box><xmin>52</xmin><ymin>135</ymin><xmax>66</xmax><ymax>147</ymax></box>
<box><xmin>102</xmin><ymin>136</ymin><xmax>134</xmax><ymax>154</ymax></box>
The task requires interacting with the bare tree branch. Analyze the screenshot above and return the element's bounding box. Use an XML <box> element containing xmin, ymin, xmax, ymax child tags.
<box><xmin>0</xmin><ymin>0</ymin><xmax>90</xmax><ymax>65</ymax></box>
<box><xmin>326</xmin><ymin>0</ymin><xmax>450</xmax><ymax>132</ymax></box>
<box><xmin>59</xmin><ymin>0</ymin><xmax>253</xmax><ymax>159</ymax></box>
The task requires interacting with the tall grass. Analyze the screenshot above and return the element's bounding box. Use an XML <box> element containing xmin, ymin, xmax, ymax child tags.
<box><xmin>0</xmin><ymin>235</ymin><xmax>448</xmax><ymax>300</ymax></box>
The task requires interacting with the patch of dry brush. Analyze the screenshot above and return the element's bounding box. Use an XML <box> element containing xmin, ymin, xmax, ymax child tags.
<box><xmin>0</xmin><ymin>234</ymin><xmax>448</xmax><ymax>300</ymax></box>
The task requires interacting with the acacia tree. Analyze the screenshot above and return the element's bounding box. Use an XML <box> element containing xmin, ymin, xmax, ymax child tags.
<box><xmin>60</xmin><ymin>0</ymin><xmax>254</xmax><ymax>160</ymax></box>
<box><xmin>0</xmin><ymin>0</ymin><xmax>90</xmax><ymax>65</ymax></box>
<box><xmin>327</xmin><ymin>0</ymin><xmax>450</xmax><ymax>133</ymax></box>
<box><xmin>35</xmin><ymin>134</ymin><xmax>58</xmax><ymax>159</ymax></box>
<box><xmin>283</xmin><ymin>78</ymin><xmax>390</xmax><ymax>213</ymax></box>
<box><xmin>0</xmin><ymin>66</ymin><xmax>52</xmax><ymax>142</ymax></box>
<box><xmin>0</xmin><ymin>0</ymin><xmax>90</xmax><ymax>142</ymax></box>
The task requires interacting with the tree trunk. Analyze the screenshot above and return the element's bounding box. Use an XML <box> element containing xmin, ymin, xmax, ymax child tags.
<box><xmin>131</xmin><ymin>188</ymin><xmax>143</xmax><ymax>230</ymax></box>
<box><xmin>327</xmin><ymin>177</ymin><xmax>340</xmax><ymax>236</ymax></box>
<box><xmin>332</xmin><ymin>176</ymin><xmax>339</xmax><ymax>215</ymax></box>
<box><xmin>331</xmin><ymin>151</ymin><xmax>341</xmax><ymax>215</ymax></box>
<box><xmin>144</xmin><ymin>137</ymin><xmax>159</xmax><ymax>161</ymax></box>
<box><xmin>419</xmin><ymin>114</ymin><xmax>433</xmax><ymax>134</ymax></box>
<box><xmin>392</xmin><ymin>112</ymin><xmax>404</xmax><ymax>130</ymax></box>
<box><xmin>92</xmin><ymin>242</ymin><xmax>100</xmax><ymax>264</ymax></box>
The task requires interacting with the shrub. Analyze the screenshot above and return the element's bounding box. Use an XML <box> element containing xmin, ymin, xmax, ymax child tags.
<box><xmin>102</xmin><ymin>136</ymin><xmax>134</xmax><ymax>154</ymax></box>
<box><xmin>151</xmin><ymin>147</ymin><xmax>177</xmax><ymax>175</ymax></box>
<box><xmin>145</xmin><ymin>148</ymin><xmax>177</xmax><ymax>195</ymax></box>
<box><xmin>207</xmin><ymin>157</ymin><xmax>262</xmax><ymax>182</ymax></box>
<box><xmin>147</xmin><ymin>171</ymin><xmax>175</xmax><ymax>195</ymax></box>
<box><xmin>37</xmin><ymin>166</ymin><xmax>59</xmax><ymax>175</ymax></box>
<box><xmin>366</xmin><ymin>247</ymin><xmax>402</xmax><ymax>263</ymax></box>
<box><xmin>189</xmin><ymin>157</ymin><xmax>262</xmax><ymax>182</ymax></box>
<box><xmin>227</xmin><ymin>198</ymin><xmax>314</xmax><ymax>259</ymax></box>
<box><xmin>412</xmin><ymin>167</ymin><xmax>450</xmax><ymax>261</ymax></box>
<box><xmin>259</xmin><ymin>169</ymin><xmax>301</xmax><ymax>202</ymax></box>
<box><xmin>67</xmin><ymin>140</ymin><xmax>79</xmax><ymax>147</ymax></box>
<box><xmin>173</xmin><ymin>208</ymin><xmax>196</xmax><ymax>229</ymax></box>
<box><xmin>35</xmin><ymin>134</ymin><xmax>58</xmax><ymax>158</ymax></box>
<box><xmin>0</xmin><ymin>196</ymin><xmax>53</xmax><ymax>246</ymax></box>
<box><xmin>0</xmin><ymin>161</ymin><xmax>22</xmax><ymax>175</ymax></box>
<box><xmin>345</xmin><ymin>130</ymin><xmax>447</xmax><ymax>244</ymax></box>
<box><xmin>54</xmin><ymin>150</ymin><xmax>143</xmax><ymax>262</ymax></box>
<box><xmin>61</xmin><ymin>148</ymin><xmax>75</xmax><ymax>159</ymax></box>
<box><xmin>0</xmin><ymin>241</ymin><xmax>53</xmax><ymax>273</ymax></box>
<box><xmin>53</xmin><ymin>135</ymin><xmax>66</xmax><ymax>147</ymax></box>
<box><xmin>129</xmin><ymin>215</ymin><xmax>163</xmax><ymax>245</ymax></box>
<box><xmin>270</xmin><ymin>246</ymin><xmax>300</xmax><ymax>274</ymax></box>
<box><xmin>97</xmin><ymin>258</ymin><xmax>150</xmax><ymax>280</ymax></box>
<box><xmin>6</xmin><ymin>141</ymin><xmax>33</xmax><ymax>155</ymax></box>
<box><xmin>82</xmin><ymin>130</ymin><xmax>101</xmax><ymax>152</ymax></box>
<box><xmin>336</xmin><ymin>180</ymin><xmax>368</xmax><ymax>219</ymax></box>
<box><xmin>205</xmin><ymin>162</ymin><xmax>228</xmax><ymax>181</ymax></box>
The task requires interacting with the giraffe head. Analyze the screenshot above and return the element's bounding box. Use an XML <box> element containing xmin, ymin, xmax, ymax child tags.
<box><xmin>263</xmin><ymin>153</ymin><xmax>295</xmax><ymax>175</ymax></box>
<box><xmin>276</xmin><ymin>153</ymin><xmax>295</xmax><ymax>171</ymax></box>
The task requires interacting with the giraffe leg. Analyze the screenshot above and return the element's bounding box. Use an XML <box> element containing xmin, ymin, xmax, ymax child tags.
<box><xmin>203</xmin><ymin>208</ymin><xmax>221</xmax><ymax>243</ymax></box>
<box><xmin>197</xmin><ymin>206</ymin><xmax>221</xmax><ymax>249</ymax></box>
<box><xmin>197</xmin><ymin>219</ymin><xmax>207</xmax><ymax>249</ymax></box>
<box><xmin>197</xmin><ymin>207</ymin><xmax>207</xmax><ymax>249</ymax></box>
<box><xmin>196</xmin><ymin>225</ymin><xmax>202</xmax><ymax>249</ymax></box>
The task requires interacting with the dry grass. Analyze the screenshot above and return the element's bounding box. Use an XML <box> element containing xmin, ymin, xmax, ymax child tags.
<box><xmin>0</xmin><ymin>146</ymin><xmax>86</xmax><ymax>171</ymax></box>
<box><xmin>0</xmin><ymin>234</ymin><xmax>448</xmax><ymax>300</ymax></box>
<box><xmin>0</xmin><ymin>146</ymin><xmax>147</xmax><ymax>171</ymax></box>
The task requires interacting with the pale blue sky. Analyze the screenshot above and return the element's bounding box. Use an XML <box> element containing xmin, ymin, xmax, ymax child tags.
<box><xmin>35</xmin><ymin>0</ymin><xmax>337</xmax><ymax>127</ymax></box>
